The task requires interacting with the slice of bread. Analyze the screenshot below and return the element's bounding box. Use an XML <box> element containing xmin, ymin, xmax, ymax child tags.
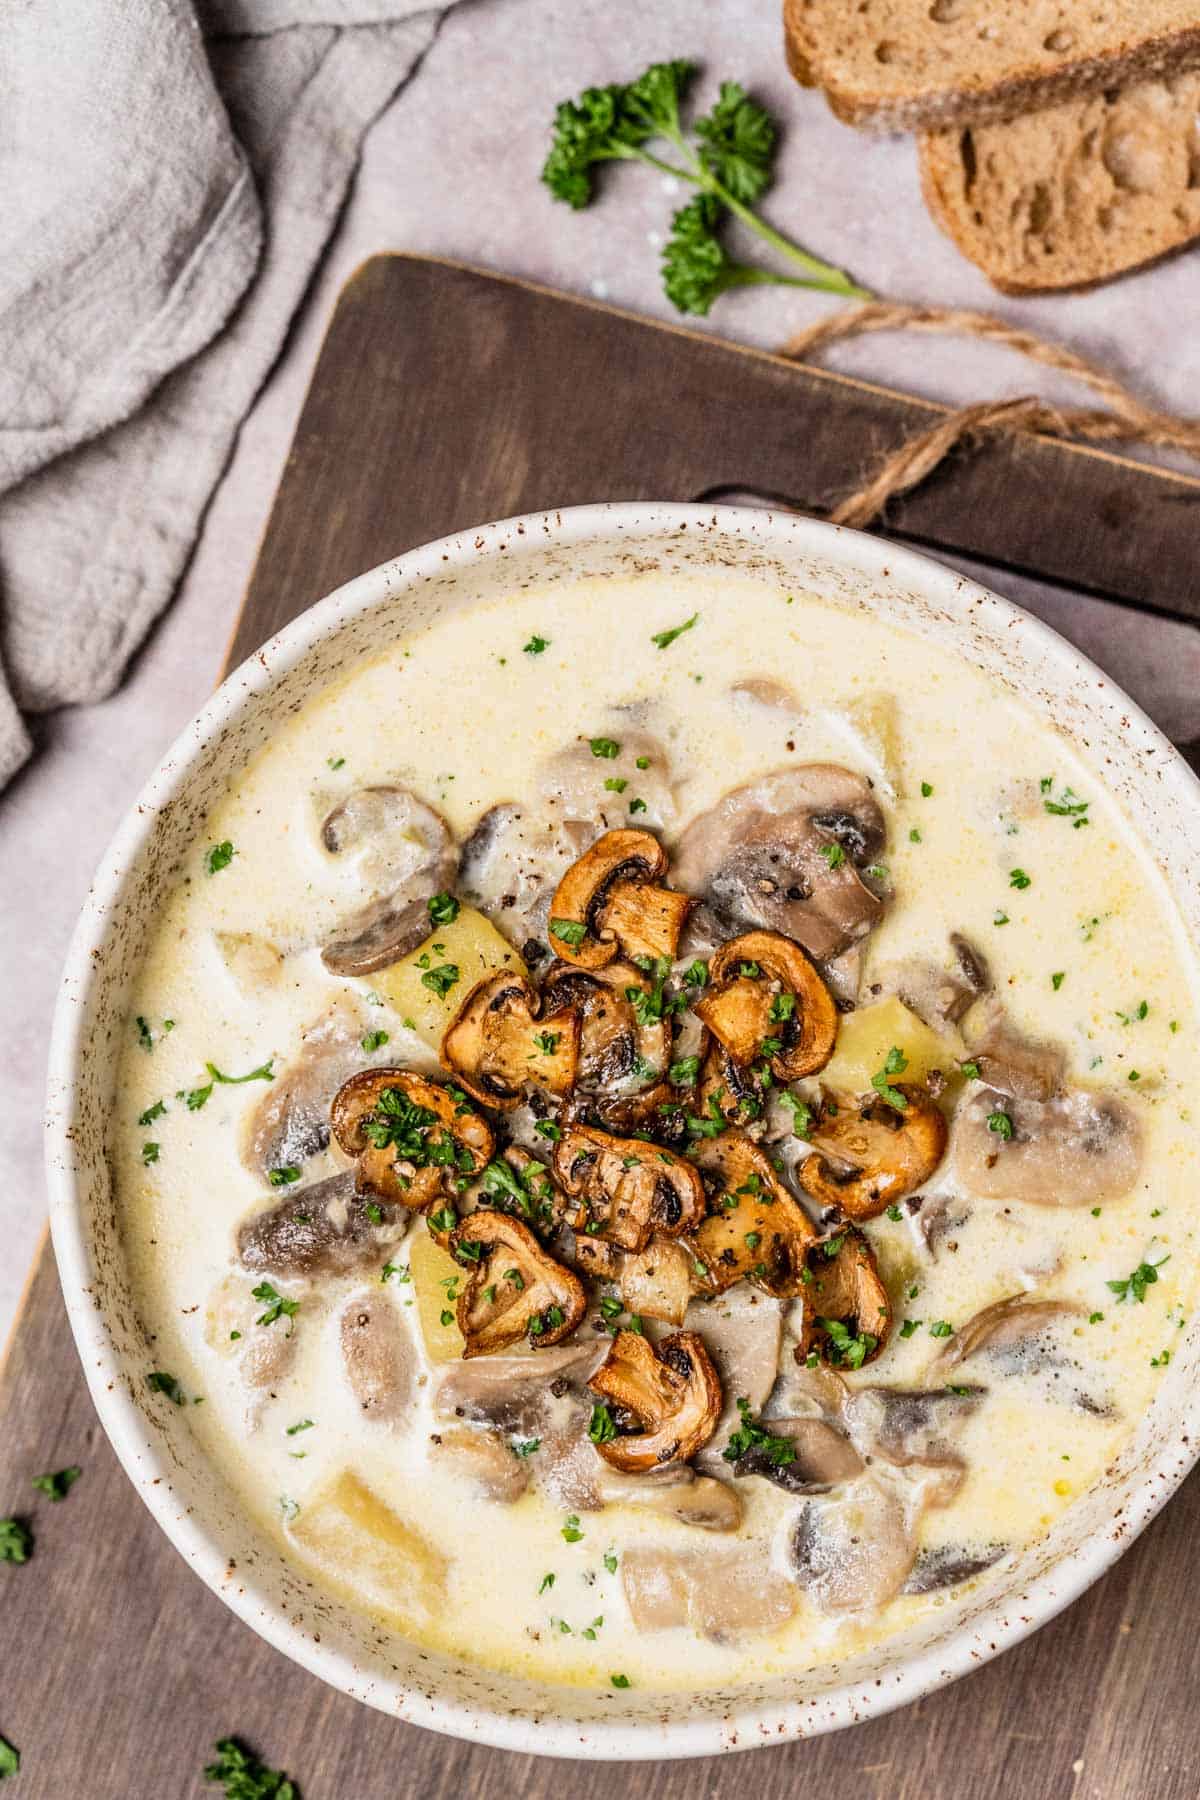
<box><xmin>919</xmin><ymin>73</ymin><xmax>1200</xmax><ymax>292</ymax></box>
<box><xmin>783</xmin><ymin>0</ymin><xmax>1200</xmax><ymax>130</ymax></box>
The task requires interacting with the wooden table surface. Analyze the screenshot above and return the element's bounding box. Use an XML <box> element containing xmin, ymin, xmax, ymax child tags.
<box><xmin>4</xmin><ymin>257</ymin><xmax>1199</xmax><ymax>1798</ymax></box>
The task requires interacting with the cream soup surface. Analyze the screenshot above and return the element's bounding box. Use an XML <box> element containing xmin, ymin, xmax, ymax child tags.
<box><xmin>114</xmin><ymin>572</ymin><xmax>1200</xmax><ymax>1690</ymax></box>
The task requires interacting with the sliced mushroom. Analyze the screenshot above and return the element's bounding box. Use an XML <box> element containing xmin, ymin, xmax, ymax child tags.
<box><xmin>440</xmin><ymin>970</ymin><xmax>580</xmax><ymax>1109</ymax></box>
<box><xmin>623</xmin><ymin>1546</ymin><xmax>797</xmax><ymax>1640</ymax></box>
<box><xmin>962</xmin><ymin>998</ymin><xmax>1065</xmax><ymax>1103</ymax></box>
<box><xmin>732</xmin><ymin>1415</ymin><xmax>865</xmax><ymax>1495</ymax></box>
<box><xmin>598</xmin><ymin>1468</ymin><xmax>743</xmax><ymax>1531</ymax></box>
<box><xmin>574</xmin><ymin>1234</ymin><xmax>695</xmax><ymax>1327</ymax></box>
<box><xmin>690</xmin><ymin>1128</ymin><xmax>817</xmax><ymax>1296</ymax></box>
<box><xmin>687</xmin><ymin>1286</ymin><xmax>785</xmax><ymax>1472</ymax></box>
<box><xmin>792</xmin><ymin>1475</ymin><xmax>915</xmax><ymax>1613</ymax></box>
<box><xmin>552</xmin><ymin>1122</ymin><xmax>705</xmax><ymax>1253</ymax></box>
<box><xmin>902</xmin><ymin>1542</ymin><xmax>1008</xmax><ymax>1594</ymax></box>
<box><xmin>847</xmin><ymin>1386</ymin><xmax>983</xmax><ymax>1496</ymax></box>
<box><xmin>674</xmin><ymin>765</ymin><xmax>887</xmax><ymax>963</ymax></box>
<box><xmin>433</xmin><ymin>1341</ymin><xmax>606</xmax><ymax>1434</ymax></box>
<box><xmin>548</xmin><ymin>829</ymin><xmax>692</xmax><ymax>970</ymax></box>
<box><xmin>926</xmin><ymin>1294</ymin><xmax>1085</xmax><ymax>1382</ymax></box>
<box><xmin>320</xmin><ymin>786</ymin><xmax>457</xmax><ymax>976</ymax></box>
<box><xmin>695</xmin><ymin>1037</ymin><xmax>773</xmax><ymax>1128</ymax></box>
<box><xmin>428</xmin><ymin>1425</ymin><xmax>532</xmax><ymax>1504</ymax></box>
<box><xmin>796</xmin><ymin>1226</ymin><xmax>892</xmax><ymax>1369</ymax></box>
<box><xmin>884</xmin><ymin>932</ymin><xmax>991</xmax><ymax>1031</ymax></box>
<box><xmin>955</xmin><ymin>1087</ymin><xmax>1142</xmax><ymax>1207</ymax></box>
<box><xmin>339</xmin><ymin>1290</ymin><xmax>415</xmax><ymax>1422</ymax></box>
<box><xmin>451</xmin><ymin>1211</ymin><xmax>586</xmax><ymax>1357</ymax></box>
<box><xmin>459</xmin><ymin>803</ymin><xmax>592</xmax><ymax>949</ymax></box>
<box><xmin>799</xmin><ymin>1087</ymin><xmax>948</xmax><ymax>1220</ymax></box>
<box><xmin>540</xmin><ymin>959</ymin><xmax>672</xmax><ymax>1125</ymax></box>
<box><xmin>238</xmin><ymin>1171</ymin><xmax>407</xmax><ymax>1279</ymax></box>
<box><xmin>204</xmin><ymin>1272</ymin><xmax>300</xmax><ymax>1422</ymax></box>
<box><xmin>693</xmin><ymin>929</ymin><xmax>838</xmax><ymax>1082</ymax></box>
<box><xmin>330</xmin><ymin>1069</ymin><xmax>493</xmax><ymax>1211</ymax></box>
<box><xmin>589</xmin><ymin>1329</ymin><xmax>722</xmax><ymax>1472</ymax></box>
<box><xmin>539</xmin><ymin>732</ymin><xmax>676</xmax><ymax>834</ymax></box>
<box><xmin>242</xmin><ymin>998</ymin><xmax>383</xmax><ymax>1181</ymax></box>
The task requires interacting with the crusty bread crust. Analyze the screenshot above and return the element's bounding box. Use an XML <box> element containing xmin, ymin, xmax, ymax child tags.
<box><xmin>784</xmin><ymin>1</ymin><xmax>1200</xmax><ymax>131</ymax></box>
<box><xmin>918</xmin><ymin>73</ymin><xmax>1200</xmax><ymax>293</ymax></box>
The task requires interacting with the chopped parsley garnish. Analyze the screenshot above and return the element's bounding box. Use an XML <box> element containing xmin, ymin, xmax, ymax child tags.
<box><xmin>899</xmin><ymin>1319</ymin><xmax>922</xmax><ymax>1339</ymax></box>
<box><xmin>513</xmin><ymin>1439</ymin><xmax>541</xmax><ymax>1458</ymax></box>
<box><xmin>683</xmin><ymin>959</ymin><xmax>709</xmax><ymax>988</ymax></box>
<box><xmin>381</xmin><ymin>1261</ymin><xmax>411</xmax><ymax>1285</ymax></box>
<box><xmin>993</xmin><ymin>909</ymin><xmax>1010</xmax><ymax>927</ymax></box>
<box><xmin>987</xmin><ymin>1110</ymin><xmax>1014</xmax><ymax>1140</ymax></box>
<box><xmin>628</xmin><ymin>797</ymin><xmax>647</xmax><ymax>814</ymax></box>
<box><xmin>589</xmin><ymin>736</ymin><xmax>620</xmax><ymax>759</ymax></box>
<box><xmin>533</xmin><ymin>1031</ymin><xmax>561</xmax><ymax>1055</ymax></box>
<box><xmin>1051</xmin><ymin>972</ymin><xmax>1065</xmax><ymax>991</ymax></box>
<box><xmin>723</xmin><ymin>1398</ymin><xmax>796</xmax><ymax>1466</ymax></box>
<box><xmin>562</xmin><ymin>1514</ymin><xmax>585</xmax><ymax>1543</ymax></box>
<box><xmin>204</xmin><ymin>841</ymin><xmax>237</xmax><ymax>875</ymax></box>
<box><xmin>535</xmin><ymin>1119</ymin><xmax>564</xmax><ymax>1141</ymax></box>
<box><xmin>819</xmin><ymin>842</ymin><xmax>846</xmax><ymax>869</ymax></box>
<box><xmin>203</xmin><ymin>1736</ymin><xmax>296</xmax><ymax>1798</ymax></box>
<box><xmin>524</xmin><ymin>635</ymin><xmax>550</xmax><ymax>655</ymax></box>
<box><xmin>603</xmin><ymin>1549</ymin><xmax>619</xmax><ymax>1574</ymax></box>
<box><xmin>0</xmin><ymin>1519</ymin><xmax>32</xmax><ymax>1564</ymax></box>
<box><xmin>141</xmin><ymin>1141</ymin><xmax>160</xmax><ymax>1165</ymax></box>
<box><xmin>252</xmin><ymin>1281</ymin><xmax>300</xmax><ymax>1330</ymax></box>
<box><xmin>928</xmin><ymin>1320</ymin><xmax>954</xmax><ymax>1339</ymax></box>
<box><xmin>959</xmin><ymin>1060</ymin><xmax>981</xmax><ymax>1079</ymax></box>
<box><xmin>819</xmin><ymin>1317</ymin><xmax>877</xmax><ymax>1369</ymax></box>
<box><xmin>1107</xmin><ymin>1257</ymin><xmax>1169</xmax><ymax>1304</ymax></box>
<box><xmin>686</xmin><ymin>1095</ymin><xmax>727</xmax><ymax>1139</ymax></box>
<box><xmin>550</xmin><ymin>917</ymin><xmax>587</xmax><ymax>947</ymax></box>
<box><xmin>181</xmin><ymin>1082</ymin><xmax>213</xmax><ymax>1111</ymax></box>
<box><xmin>1041</xmin><ymin>778</ymin><xmax>1090</xmax><ymax>825</ymax></box>
<box><xmin>588</xmin><ymin>1403</ymin><xmax>617</xmax><ymax>1444</ymax></box>
<box><xmin>669</xmin><ymin>1055</ymin><xmax>700</xmax><ymax>1085</ymax></box>
<box><xmin>610</xmin><ymin>1673</ymin><xmax>631</xmax><ymax>1689</ymax></box>
<box><xmin>327</xmin><ymin>754</ymin><xmax>345</xmax><ymax>770</ymax></box>
<box><xmin>651</xmin><ymin>612</ymin><xmax>699</xmax><ymax>650</ymax></box>
<box><xmin>362</xmin><ymin>1086</ymin><xmax>444</xmax><ymax>1160</ymax></box>
<box><xmin>427</xmin><ymin>891</ymin><xmax>460</xmax><ymax>925</ymax></box>
<box><xmin>286</xmin><ymin>1420</ymin><xmax>314</xmax><ymax>1438</ymax></box>
<box><xmin>769</xmin><ymin>991</ymin><xmax>796</xmax><ymax>1022</ymax></box>
<box><xmin>1116</xmin><ymin>1000</ymin><xmax>1149</xmax><ymax>1025</ymax></box>
<box><xmin>365</xmin><ymin>1201</ymin><xmax>384</xmax><ymax>1226</ymax></box>
<box><xmin>359</xmin><ymin>1030</ymin><xmax>390</xmax><ymax>1058</ymax></box>
<box><xmin>870</xmin><ymin>1045</ymin><xmax>908</xmax><ymax>1112</ymax></box>
<box><xmin>909</xmin><ymin>827</ymin><xmax>922</xmax><ymax>844</ymax></box>
<box><xmin>137</xmin><ymin>1099</ymin><xmax>166</xmax><ymax>1126</ymax></box>
<box><xmin>920</xmin><ymin>781</ymin><xmax>933</xmax><ymax>797</ymax></box>
<box><xmin>429</xmin><ymin>1206</ymin><xmax>459</xmax><ymax>1235</ymax></box>
<box><xmin>147</xmin><ymin>1371</ymin><xmax>187</xmax><ymax>1406</ymax></box>
<box><xmin>604</xmin><ymin>776</ymin><xmax>628</xmax><ymax>793</ymax></box>
<box><xmin>885</xmin><ymin>1203</ymin><xmax>903</xmax><ymax>1222</ymax></box>
<box><xmin>420</xmin><ymin>962</ymin><xmax>461</xmax><ymax>999</ymax></box>
<box><xmin>539</xmin><ymin>1572</ymin><xmax>556</xmax><ymax>1594</ymax></box>
<box><xmin>635</xmin><ymin>756</ymin><xmax>650</xmax><ymax>770</ymax></box>
<box><xmin>779</xmin><ymin>1089</ymin><xmax>812</xmax><ymax>1137</ymax></box>
<box><xmin>0</xmin><ymin>1737</ymin><xmax>18</xmax><ymax>1781</ymax></box>
<box><xmin>135</xmin><ymin>1015</ymin><xmax>155</xmax><ymax>1052</ymax></box>
<box><xmin>206</xmin><ymin>1059</ymin><xmax>275</xmax><ymax>1085</ymax></box>
<box><xmin>268</xmin><ymin>1166</ymin><xmax>302</xmax><ymax>1187</ymax></box>
<box><xmin>1009</xmin><ymin>868</ymin><xmax>1031</xmax><ymax>889</ymax></box>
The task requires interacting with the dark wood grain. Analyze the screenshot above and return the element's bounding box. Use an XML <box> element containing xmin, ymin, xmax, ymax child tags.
<box><xmin>5</xmin><ymin>254</ymin><xmax>1200</xmax><ymax>1798</ymax></box>
<box><xmin>229</xmin><ymin>256</ymin><xmax>1200</xmax><ymax>668</ymax></box>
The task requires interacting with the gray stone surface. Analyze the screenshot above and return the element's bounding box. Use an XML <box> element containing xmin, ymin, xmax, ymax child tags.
<box><xmin>2</xmin><ymin>0</ymin><xmax>1198</xmax><ymax>1345</ymax></box>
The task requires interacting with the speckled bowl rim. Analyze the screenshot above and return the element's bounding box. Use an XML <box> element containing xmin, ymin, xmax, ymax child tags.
<box><xmin>45</xmin><ymin>502</ymin><xmax>1200</xmax><ymax>1760</ymax></box>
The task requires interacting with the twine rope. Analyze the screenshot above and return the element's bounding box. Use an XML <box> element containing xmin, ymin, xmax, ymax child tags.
<box><xmin>778</xmin><ymin>302</ymin><xmax>1200</xmax><ymax>529</ymax></box>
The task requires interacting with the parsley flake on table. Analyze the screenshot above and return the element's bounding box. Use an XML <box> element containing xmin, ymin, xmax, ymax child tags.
<box><xmin>31</xmin><ymin>1466</ymin><xmax>81</xmax><ymax>1503</ymax></box>
<box><xmin>0</xmin><ymin>1519</ymin><xmax>32</xmax><ymax>1565</ymax></box>
<box><xmin>203</xmin><ymin>1735</ymin><xmax>297</xmax><ymax>1799</ymax></box>
<box><xmin>0</xmin><ymin>1737</ymin><xmax>18</xmax><ymax>1781</ymax></box>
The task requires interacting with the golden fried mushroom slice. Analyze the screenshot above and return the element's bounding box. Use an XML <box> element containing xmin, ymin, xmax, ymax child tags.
<box><xmin>440</xmin><ymin>970</ymin><xmax>580</xmax><ymax>1110</ymax></box>
<box><xmin>541</xmin><ymin>959</ymin><xmax>672</xmax><ymax>1126</ymax></box>
<box><xmin>590</xmin><ymin>1330</ymin><xmax>723</xmax><ymax>1472</ymax></box>
<box><xmin>798</xmin><ymin>1086</ymin><xmax>948</xmax><ymax>1222</ymax></box>
<box><xmin>574</xmin><ymin>1235</ymin><xmax>695</xmax><ymax>1326</ymax></box>
<box><xmin>552</xmin><ymin>1122</ymin><xmax>706</xmax><ymax>1253</ymax></box>
<box><xmin>330</xmin><ymin>1069</ymin><xmax>493</xmax><ymax>1211</ymax></box>
<box><xmin>694</xmin><ymin>929</ymin><xmax>838</xmax><ymax>1082</ymax></box>
<box><xmin>548</xmin><ymin>829</ymin><xmax>693</xmax><ymax>970</ymax></box>
<box><xmin>450</xmin><ymin>1211</ymin><xmax>586</xmax><ymax>1358</ymax></box>
<box><xmin>796</xmin><ymin>1228</ymin><xmax>892</xmax><ymax>1371</ymax></box>
<box><xmin>690</xmin><ymin>1129</ymin><xmax>818</xmax><ymax>1297</ymax></box>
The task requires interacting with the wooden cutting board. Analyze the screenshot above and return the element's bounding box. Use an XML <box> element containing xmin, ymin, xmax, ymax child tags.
<box><xmin>4</xmin><ymin>256</ymin><xmax>1200</xmax><ymax>1799</ymax></box>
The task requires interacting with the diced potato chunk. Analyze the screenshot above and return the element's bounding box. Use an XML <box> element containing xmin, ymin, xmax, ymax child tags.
<box><xmin>371</xmin><ymin>907</ymin><xmax>526</xmax><ymax>1049</ymax></box>
<box><xmin>834</xmin><ymin>693</ymin><xmax>901</xmax><ymax>796</ymax></box>
<box><xmin>288</xmin><ymin>1470</ymin><xmax>447</xmax><ymax>1624</ymax></box>
<box><xmin>822</xmin><ymin>996</ymin><xmax>954</xmax><ymax>1096</ymax></box>
<box><xmin>410</xmin><ymin>1226</ymin><xmax>466</xmax><ymax>1363</ymax></box>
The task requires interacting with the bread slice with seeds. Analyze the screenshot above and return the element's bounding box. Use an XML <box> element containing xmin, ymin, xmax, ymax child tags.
<box><xmin>782</xmin><ymin>0</ymin><xmax>1200</xmax><ymax>130</ymax></box>
<box><xmin>918</xmin><ymin>72</ymin><xmax>1200</xmax><ymax>293</ymax></box>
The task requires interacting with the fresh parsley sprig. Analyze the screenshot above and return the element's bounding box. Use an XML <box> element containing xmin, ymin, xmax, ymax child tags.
<box><xmin>542</xmin><ymin>61</ymin><xmax>869</xmax><ymax>315</ymax></box>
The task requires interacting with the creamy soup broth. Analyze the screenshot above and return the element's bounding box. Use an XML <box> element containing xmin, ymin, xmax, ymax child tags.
<box><xmin>113</xmin><ymin>572</ymin><xmax>1200</xmax><ymax>1690</ymax></box>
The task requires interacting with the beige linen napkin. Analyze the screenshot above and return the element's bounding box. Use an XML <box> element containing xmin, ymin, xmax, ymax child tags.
<box><xmin>0</xmin><ymin>0</ymin><xmax>446</xmax><ymax>788</ymax></box>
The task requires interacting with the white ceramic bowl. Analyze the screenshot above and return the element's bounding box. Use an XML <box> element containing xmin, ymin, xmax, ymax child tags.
<box><xmin>45</xmin><ymin>503</ymin><xmax>1200</xmax><ymax>1760</ymax></box>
